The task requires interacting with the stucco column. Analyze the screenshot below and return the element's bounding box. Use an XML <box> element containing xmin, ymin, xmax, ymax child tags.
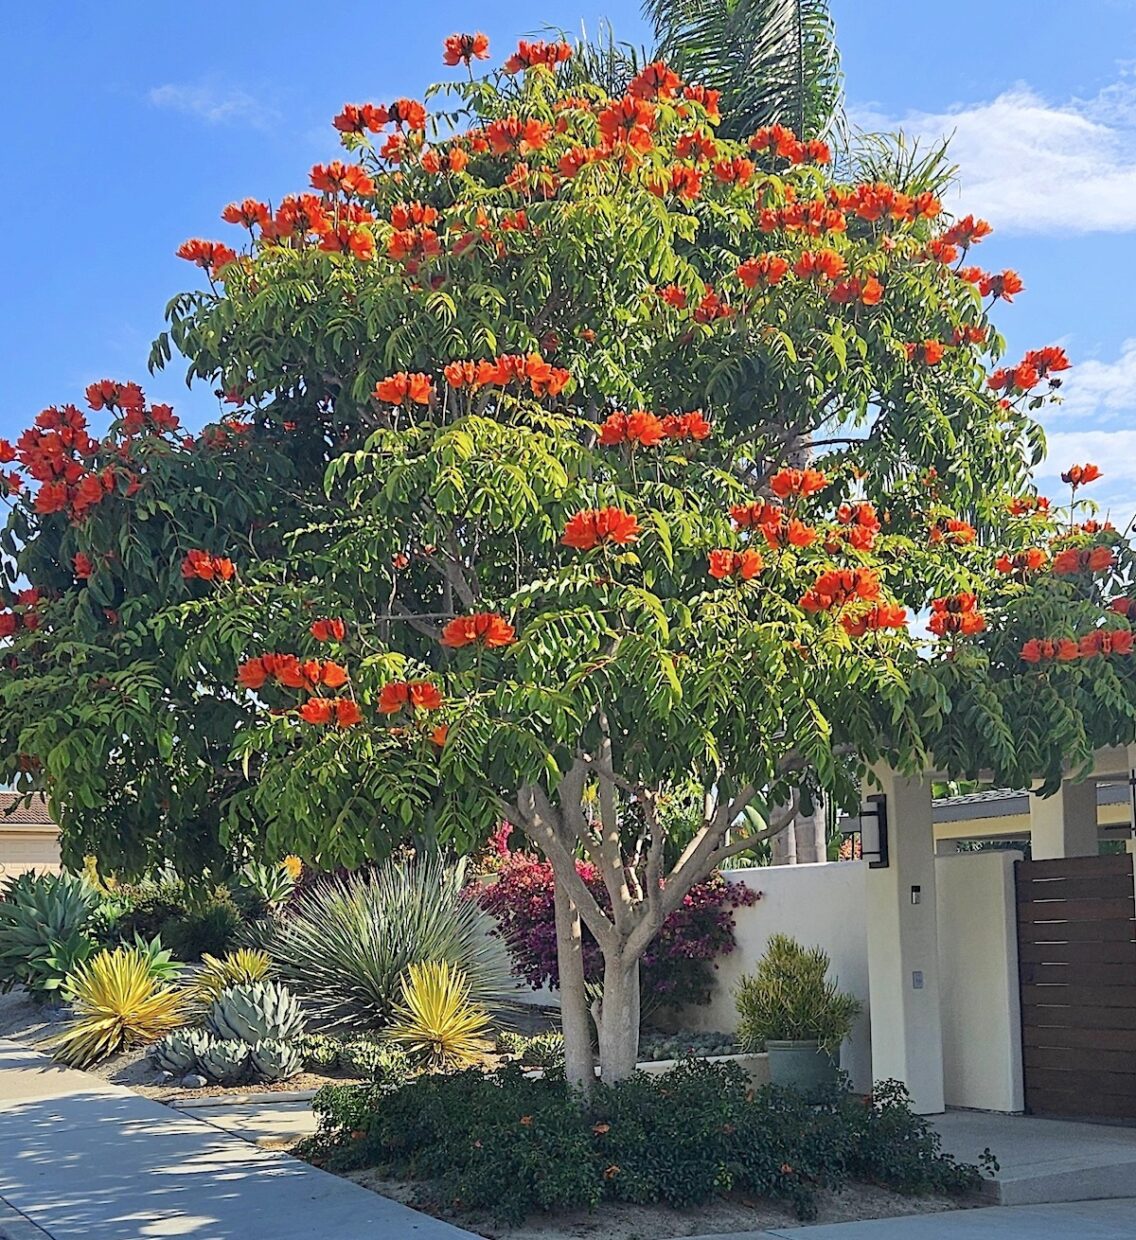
<box><xmin>794</xmin><ymin>798</ymin><xmax>827</xmax><ymax>864</ymax></box>
<box><xmin>770</xmin><ymin>818</ymin><xmax>797</xmax><ymax>865</ymax></box>
<box><xmin>1028</xmin><ymin>778</ymin><xmax>1098</xmax><ymax>860</ymax></box>
<box><xmin>865</xmin><ymin>765</ymin><xmax>945</xmax><ymax>1114</ymax></box>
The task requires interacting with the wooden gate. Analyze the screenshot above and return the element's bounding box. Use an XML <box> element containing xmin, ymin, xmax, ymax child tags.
<box><xmin>1016</xmin><ymin>853</ymin><xmax>1136</xmax><ymax>1121</ymax></box>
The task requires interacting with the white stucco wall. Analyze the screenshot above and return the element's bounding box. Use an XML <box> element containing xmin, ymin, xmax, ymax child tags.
<box><xmin>673</xmin><ymin>861</ymin><xmax>873</xmax><ymax>1093</ymax></box>
<box><xmin>934</xmin><ymin>850</ymin><xmax>1024</xmax><ymax>1112</ymax></box>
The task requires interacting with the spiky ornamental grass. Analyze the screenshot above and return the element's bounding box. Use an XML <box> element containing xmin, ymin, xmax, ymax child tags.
<box><xmin>385</xmin><ymin>960</ymin><xmax>493</xmax><ymax>1071</ymax></box>
<box><xmin>53</xmin><ymin>945</ymin><xmax>188</xmax><ymax>1068</ymax></box>
<box><xmin>186</xmin><ymin>947</ymin><xmax>272</xmax><ymax>1011</ymax></box>
<box><xmin>270</xmin><ymin>856</ymin><xmax>514</xmax><ymax>1031</ymax></box>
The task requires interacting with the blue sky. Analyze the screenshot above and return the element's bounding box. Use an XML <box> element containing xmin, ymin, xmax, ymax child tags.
<box><xmin>3</xmin><ymin>1</ymin><xmax>1135</xmax><ymax>512</ymax></box>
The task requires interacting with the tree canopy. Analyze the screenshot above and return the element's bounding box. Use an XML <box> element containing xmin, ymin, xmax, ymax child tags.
<box><xmin>0</xmin><ymin>33</ymin><xmax>1132</xmax><ymax>970</ymax></box>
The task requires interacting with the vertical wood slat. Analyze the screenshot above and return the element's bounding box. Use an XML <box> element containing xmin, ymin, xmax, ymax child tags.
<box><xmin>1016</xmin><ymin>853</ymin><xmax>1136</xmax><ymax>1121</ymax></box>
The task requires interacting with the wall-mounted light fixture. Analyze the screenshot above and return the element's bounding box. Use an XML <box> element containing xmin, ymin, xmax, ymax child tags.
<box><xmin>842</xmin><ymin>793</ymin><xmax>890</xmax><ymax>869</ymax></box>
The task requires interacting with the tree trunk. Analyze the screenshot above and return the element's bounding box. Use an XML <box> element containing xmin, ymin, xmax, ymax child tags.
<box><xmin>553</xmin><ymin>880</ymin><xmax>595</xmax><ymax>1094</ymax></box>
<box><xmin>596</xmin><ymin>952</ymin><xmax>641</xmax><ymax>1082</ymax></box>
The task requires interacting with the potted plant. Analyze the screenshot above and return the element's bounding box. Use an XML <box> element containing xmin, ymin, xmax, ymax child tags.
<box><xmin>735</xmin><ymin>933</ymin><xmax>862</xmax><ymax>1095</ymax></box>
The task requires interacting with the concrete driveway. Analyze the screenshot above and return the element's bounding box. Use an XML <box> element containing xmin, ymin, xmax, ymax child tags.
<box><xmin>696</xmin><ymin>1196</ymin><xmax>1136</xmax><ymax>1238</ymax></box>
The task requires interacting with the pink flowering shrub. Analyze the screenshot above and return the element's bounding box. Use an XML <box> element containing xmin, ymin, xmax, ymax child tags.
<box><xmin>476</xmin><ymin>832</ymin><xmax>759</xmax><ymax>1012</ymax></box>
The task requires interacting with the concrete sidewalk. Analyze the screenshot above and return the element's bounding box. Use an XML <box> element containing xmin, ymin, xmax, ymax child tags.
<box><xmin>0</xmin><ymin>1038</ymin><xmax>475</xmax><ymax>1239</ymax></box>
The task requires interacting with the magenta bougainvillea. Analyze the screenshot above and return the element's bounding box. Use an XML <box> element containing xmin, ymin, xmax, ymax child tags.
<box><xmin>476</xmin><ymin>833</ymin><xmax>759</xmax><ymax>1011</ymax></box>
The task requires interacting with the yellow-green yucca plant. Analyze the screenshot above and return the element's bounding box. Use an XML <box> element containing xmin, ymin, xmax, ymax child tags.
<box><xmin>186</xmin><ymin>948</ymin><xmax>272</xmax><ymax>1012</ymax></box>
<box><xmin>385</xmin><ymin>960</ymin><xmax>492</xmax><ymax>1071</ymax></box>
<box><xmin>54</xmin><ymin>945</ymin><xmax>188</xmax><ymax>1068</ymax></box>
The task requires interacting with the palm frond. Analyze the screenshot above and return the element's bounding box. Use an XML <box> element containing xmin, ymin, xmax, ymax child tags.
<box><xmin>644</xmin><ymin>0</ymin><xmax>844</xmax><ymax>141</ymax></box>
<box><xmin>847</xmin><ymin>130</ymin><xmax>958</xmax><ymax>197</ymax></box>
<box><xmin>565</xmin><ymin>20</ymin><xmax>649</xmax><ymax>97</ymax></box>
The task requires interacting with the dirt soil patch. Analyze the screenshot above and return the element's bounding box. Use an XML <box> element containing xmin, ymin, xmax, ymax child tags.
<box><xmin>345</xmin><ymin>1170</ymin><xmax>974</xmax><ymax>1239</ymax></box>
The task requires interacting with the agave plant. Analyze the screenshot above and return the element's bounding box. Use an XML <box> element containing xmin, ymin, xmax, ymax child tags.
<box><xmin>26</xmin><ymin>930</ymin><xmax>100</xmax><ymax>997</ymax></box>
<box><xmin>0</xmin><ymin>871</ymin><xmax>102</xmax><ymax>998</ymax></box>
<box><xmin>298</xmin><ymin>1033</ymin><xmax>341</xmax><ymax>1071</ymax></box>
<box><xmin>186</xmin><ymin>948</ymin><xmax>271</xmax><ymax>1011</ymax></box>
<box><xmin>130</xmin><ymin>934</ymin><xmax>182</xmax><ymax>984</ymax></box>
<box><xmin>53</xmin><ymin>945</ymin><xmax>188</xmax><ymax>1068</ymax></box>
<box><xmin>270</xmin><ymin>856</ymin><xmax>514</xmax><ymax>1031</ymax></box>
<box><xmin>385</xmin><ymin>960</ymin><xmax>493</xmax><ymax>1071</ymax></box>
<box><xmin>250</xmin><ymin>1038</ymin><xmax>304</xmax><ymax>1082</ymax></box>
<box><xmin>206</xmin><ymin>979</ymin><xmax>305</xmax><ymax>1044</ymax></box>
<box><xmin>151</xmin><ymin>1026</ymin><xmax>213</xmax><ymax>1074</ymax></box>
<box><xmin>341</xmin><ymin>1038</ymin><xmax>411</xmax><ymax>1085</ymax></box>
<box><xmin>198</xmin><ymin>1037</ymin><xmax>250</xmax><ymax>1085</ymax></box>
<box><xmin>233</xmin><ymin>861</ymin><xmax>297</xmax><ymax>911</ymax></box>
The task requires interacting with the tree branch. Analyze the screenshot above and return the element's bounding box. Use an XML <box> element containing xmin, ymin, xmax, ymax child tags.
<box><xmin>702</xmin><ymin>790</ymin><xmax>802</xmax><ymax>869</ymax></box>
<box><xmin>503</xmin><ymin>776</ymin><xmax>618</xmax><ymax>952</ymax></box>
<box><xmin>390</xmin><ymin>600</ymin><xmax>442</xmax><ymax>640</ymax></box>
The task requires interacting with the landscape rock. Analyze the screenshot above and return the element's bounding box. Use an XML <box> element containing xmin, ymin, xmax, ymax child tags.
<box><xmin>181</xmin><ymin>1073</ymin><xmax>208</xmax><ymax>1088</ymax></box>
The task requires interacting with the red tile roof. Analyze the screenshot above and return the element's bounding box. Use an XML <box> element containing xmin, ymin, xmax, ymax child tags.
<box><xmin>0</xmin><ymin>792</ymin><xmax>56</xmax><ymax>826</ymax></box>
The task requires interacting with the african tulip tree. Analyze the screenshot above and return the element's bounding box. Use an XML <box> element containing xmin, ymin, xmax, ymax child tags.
<box><xmin>3</xmin><ymin>32</ymin><xmax>1136</xmax><ymax>1086</ymax></box>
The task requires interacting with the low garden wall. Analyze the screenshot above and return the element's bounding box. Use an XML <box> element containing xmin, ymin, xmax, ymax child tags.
<box><xmin>512</xmin><ymin>853</ymin><xmax>1023</xmax><ymax>1112</ymax></box>
<box><xmin>670</xmin><ymin>861</ymin><xmax>873</xmax><ymax>1092</ymax></box>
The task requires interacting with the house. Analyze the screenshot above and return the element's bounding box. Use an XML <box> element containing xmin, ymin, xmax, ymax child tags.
<box><xmin>0</xmin><ymin>791</ymin><xmax>61</xmax><ymax>878</ymax></box>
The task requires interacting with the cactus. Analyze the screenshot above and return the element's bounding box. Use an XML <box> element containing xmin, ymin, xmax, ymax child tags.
<box><xmin>198</xmin><ymin>1037</ymin><xmax>250</xmax><ymax>1084</ymax></box>
<box><xmin>298</xmin><ymin>1033</ymin><xmax>341</xmax><ymax>1071</ymax></box>
<box><xmin>205</xmin><ymin>980</ymin><xmax>305</xmax><ymax>1044</ymax></box>
<box><xmin>151</xmin><ymin>1027</ymin><xmax>211</xmax><ymax>1074</ymax></box>
<box><xmin>251</xmin><ymin>1038</ymin><xmax>304</xmax><ymax>1082</ymax></box>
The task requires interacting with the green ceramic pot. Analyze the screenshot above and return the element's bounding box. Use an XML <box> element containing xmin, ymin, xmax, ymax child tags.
<box><xmin>765</xmin><ymin>1039</ymin><xmax>838</xmax><ymax>1096</ymax></box>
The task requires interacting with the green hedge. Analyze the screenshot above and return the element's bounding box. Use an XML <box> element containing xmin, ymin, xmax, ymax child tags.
<box><xmin>299</xmin><ymin>1062</ymin><xmax>981</xmax><ymax>1224</ymax></box>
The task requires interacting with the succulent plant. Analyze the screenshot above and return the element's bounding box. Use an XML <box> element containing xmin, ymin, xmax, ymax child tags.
<box><xmin>342</xmin><ymin>1038</ymin><xmax>411</xmax><ymax>1085</ymax></box>
<box><xmin>206</xmin><ymin>979</ymin><xmax>305</xmax><ymax>1045</ymax></box>
<box><xmin>271</xmin><ymin>857</ymin><xmax>512</xmax><ymax>1030</ymax></box>
<box><xmin>0</xmin><ymin>871</ymin><xmax>102</xmax><ymax>998</ymax></box>
<box><xmin>151</xmin><ymin>1026</ymin><xmax>212</xmax><ymax>1074</ymax></box>
<box><xmin>298</xmin><ymin>1033</ymin><xmax>341</xmax><ymax>1071</ymax></box>
<box><xmin>251</xmin><ymin>1038</ymin><xmax>304</xmax><ymax>1082</ymax></box>
<box><xmin>494</xmin><ymin>1029</ymin><xmax>565</xmax><ymax>1068</ymax></box>
<box><xmin>187</xmin><ymin>948</ymin><xmax>271</xmax><ymax>1011</ymax></box>
<box><xmin>198</xmin><ymin>1036</ymin><xmax>250</xmax><ymax>1084</ymax></box>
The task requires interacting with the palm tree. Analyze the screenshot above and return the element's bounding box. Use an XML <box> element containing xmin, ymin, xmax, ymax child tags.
<box><xmin>645</xmin><ymin>0</ymin><xmax>844</xmax><ymax>141</ymax></box>
<box><xmin>567</xmin><ymin>2</ymin><xmax>843</xmax><ymax>143</ymax></box>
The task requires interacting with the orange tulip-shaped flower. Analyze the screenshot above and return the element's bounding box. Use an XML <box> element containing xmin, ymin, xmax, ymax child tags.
<box><xmin>299</xmin><ymin>698</ymin><xmax>335</xmax><ymax>725</ymax></box>
<box><xmin>311</xmin><ymin>617</ymin><xmax>347</xmax><ymax>642</ymax></box>
<box><xmin>237</xmin><ymin>657</ymin><xmax>270</xmax><ymax>690</ymax></box>
<box><xmin>769</xmin><ymin>468</ymin><xmax>828</xmax><ymax>499</ymax></box>
<box><xmin>378</xmin><ymin>680</ymin><xmax>443</xmax><ymax>713</ymax></box>
<box><xmin>708</xmin><ymin>549</ymin><xmax>763</xmax><ymax>581</ymax></box>
<box><xmin>440</xmin><ymin>612</ymin><xmax>516</xmax><ymax>649</ymax></box>
<box><xmin>443</xmin><ymin>32</ymin><xmax>490</xmax><ymax>66</ymax></box>
<box><xmin>562</xmin><ymin>507</ymin><xmax>640</xmax><ymax>550</ymax></box>
<box><xmin>320</xmin><ymin>661</ymin><xmax>350</xmax><ymax>689</ymax></box>
<box><xmin>1061</xmin><ymin>463</ymin><xmax>1102</xmax><ymax>487</ymax></box>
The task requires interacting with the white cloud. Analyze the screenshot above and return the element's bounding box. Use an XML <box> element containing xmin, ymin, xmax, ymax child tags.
<box><xmin>148</xmin><ymin>82</ymin><xmax>275</xmax><ymax>128</ymax></box>
<box><xmin>1033</xmin><ymin>339</ymin><xmax>1136</xmax><ymax>513</ymax></box>
<box><xmin>1038</xmin><ymin>430</ymin><xmax>1136</xmax><ymax>482</ymax></box>
<box><xmin>1053</xmin><ymin>338</ymin><xmax>1136</xmax><ymax>424</ymax></box>
<box><xmin>854</xmin><ymin>76</ymin><xmax>1136</xmax><ymax>233</ymax></box>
